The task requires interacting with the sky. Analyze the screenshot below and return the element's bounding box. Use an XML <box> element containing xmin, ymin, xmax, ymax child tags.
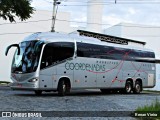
<box><xmin>31</xmin><ymin>0</ymin><xmax>160</xmax><ymax>28</ymax></box>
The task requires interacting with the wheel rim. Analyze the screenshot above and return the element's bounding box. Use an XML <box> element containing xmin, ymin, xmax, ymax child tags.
<box><xmin>62</xmin><ymin>82</ymin><xmax>66</xmax><ymax>93</ymax></box>
<box><xmin>135</xmin><ymin>84</ymin><xmax>140</xmax><ymax>93</ymax></box>
<box><xmin>126</xmin><ymin>84</ymin><xmax>131</xmax><ymax>93</ymax></box>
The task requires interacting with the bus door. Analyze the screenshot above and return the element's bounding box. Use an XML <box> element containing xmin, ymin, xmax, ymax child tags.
<box><xmin>39</xmin><ymin>42</ymin><xmax>75</xmax><ymax>89</ymax></box>
<box><xmin>39</xmin><ymin>44</ymin><xmax>55</xmax><ymax>89</ymax></box>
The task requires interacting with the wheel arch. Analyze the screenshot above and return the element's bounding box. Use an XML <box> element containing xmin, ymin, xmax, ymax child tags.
<box><xmin>135</xmin><ymin>78</ymin><xmax>143</xmax><ymax>91</ymax></box>
<box><xmin>57</xmin><ymin>76</ymin><xmax>71</xmax><ymax>90</ymax></box>
<box><xmin>126</xmin><ymin>78</ymin><xmax>134</xmax><ymax>88</ymax></box>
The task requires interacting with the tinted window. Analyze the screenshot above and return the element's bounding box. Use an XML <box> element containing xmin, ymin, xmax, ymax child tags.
<box><xmin>77</xmin><ymin>42</ymin><xmax>126</xmax><ymax>59</ymax></box>
<box><xmin>106</xmin><ymin>47</ymin><xmax>127</xmax><ymax>59</ymax></box>
<box><xmin>77</xmin><ymin>42</ymin><xmax>108</xmax><ymax>58</ymax></box>
<box><xmin>129</xmin><ymin>50</ymin><xmax>155</xmax><ymax>59</ymax></box>
<box><xmin>77</xmin><ymin>42</ymin><xmax>155</xmax><ymax>60</ymax></box>
<box><xmin>12</xmin><ymin>41</ymin><xmax>43</xmax><ymax>73</ymax></box>
<box><xmin>40</xmin><ymin>42</ymin><xmax>74</xmax><ymax>69</ymax></box>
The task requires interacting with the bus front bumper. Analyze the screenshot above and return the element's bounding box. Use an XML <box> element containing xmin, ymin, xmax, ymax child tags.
<box><xmin>10</xmin><ymin>82</ymin><xmax>39</xmax><ymax>91</ymax></box>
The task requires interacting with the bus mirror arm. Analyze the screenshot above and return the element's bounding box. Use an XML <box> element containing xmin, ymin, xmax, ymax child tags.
<box><xmin>5</xmin><ymin>44</ymin><xmax>20</xmax><ymax>56</ymax></box>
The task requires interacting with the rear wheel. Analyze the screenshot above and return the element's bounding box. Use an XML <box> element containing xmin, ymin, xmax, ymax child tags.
<box><xmin>124</xmin><ymin>81</ymin><xmax>132</xmax><ymax>94</ymax></box>
<box><xmin>58</xmin><ymin>80</ymin><xmax>69</xmax><ymax>96</ymax></box>
<box><xmin>35</xmin><ymin>90</ymin><xmax>42</xmax><ymax>95</ymax></box>
<box><xmin>133</xmin><ymin>81</ymin><xmax>142</xmax><ymax>94</ymax></box>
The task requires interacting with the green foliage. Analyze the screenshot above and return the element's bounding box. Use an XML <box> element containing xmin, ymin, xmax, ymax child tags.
<box><xmin>136</xmin><ymin>98</ymin><xmax>160</xmax><ymax>111</ymax></box>
<box><xmin>135</xmin><ymin>98</ymin><xmax>160</xmax><ymax>120</ymax></box>
<box><xmin>0</xmin><ymin>0</ymin><xmax>34</xmax><ymax>22</ymax></box>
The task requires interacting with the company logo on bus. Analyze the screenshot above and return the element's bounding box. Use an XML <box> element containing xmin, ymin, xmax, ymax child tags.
<box><xmin>65</xmin><ymin>62</ymin><xmax>106</xmax><ymax>73</ymax></box>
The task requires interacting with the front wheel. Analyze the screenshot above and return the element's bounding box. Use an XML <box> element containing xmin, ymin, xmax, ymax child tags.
<box><xmin>133</xmin><ymin>81</ymin><xmax>142</xmax><ymax>94</ymax></box>
<box><xmin>58</xmin><ymin>80</ymin><xmax>68</xmax><ymax>96</ymax></box>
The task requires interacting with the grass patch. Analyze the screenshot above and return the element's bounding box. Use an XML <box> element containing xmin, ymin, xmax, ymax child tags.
<box><xmin>136</xmin><ymin>98</ymin><xmax>160</xmax><ymax>111</ymax></box>
<box><xmin>135</xmin><ymin>98</ymin><xmax>160</xmax><ymax>120</ymax></box>
<box><xmin>143</xmin><ymin>90</ymin><xmax>160</xmax><ymax>94</ymax></box>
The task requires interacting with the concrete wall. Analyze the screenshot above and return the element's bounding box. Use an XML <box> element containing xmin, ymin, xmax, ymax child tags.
<box><xmin>104</xmin><ymin>23</ymin><xmax>160</xmax><ymax>53</ymax></box>
<box><xmin>87</xmin><ymin>0</ymin><xmax>103</xmax><ymax>33</ymax></box>
<box><xmin>104</xmin><ymin>24</ymin><xmax>122</xmax><ymax>37</ymax></box>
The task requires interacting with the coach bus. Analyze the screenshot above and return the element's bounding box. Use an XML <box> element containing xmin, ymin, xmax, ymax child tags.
<box><xmin>5</xmin><ymin>30</ymin><xmax>156</xmax><ymax>96</ymax></box>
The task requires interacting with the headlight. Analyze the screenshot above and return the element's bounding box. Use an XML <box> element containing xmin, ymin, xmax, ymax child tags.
<box><xmin>28</xmin><ymin>78</ymin><xmax>38</xmax><ymax>82</ymax></box>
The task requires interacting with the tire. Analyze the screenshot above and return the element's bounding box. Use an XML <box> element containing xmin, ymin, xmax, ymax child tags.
<box><xmin>35</xmin><ymin>90</ymin><xmax>42</xmax><ymax>95</ymax></box>
<box><xmin>100</xmin><ymin>89</ymin><xmax>111</xmax><ymax>94</ymax></box>
<box><xmin>58</xmin><ymin>80</ymin><xmax>68</xmax><ymax>96</ymax></box>
<box><xmin>133</xmin><ymin>81</ymin><xmax>142</xmax><ymax>94</ymax></box>
<box><xmin>124</xmin><ymin>81</ymin><xmax>132</xmax><ymax>94</ymax></box>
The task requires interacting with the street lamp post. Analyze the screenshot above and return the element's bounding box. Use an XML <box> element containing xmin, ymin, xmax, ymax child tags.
<box><xmin>51</xmin><ymin>0</ymin><xmax>60</xmax><ymax>32</ymax></box>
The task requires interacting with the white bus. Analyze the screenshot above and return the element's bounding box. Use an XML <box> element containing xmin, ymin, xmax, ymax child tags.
<box><xmin>6</xmin><ymin>30</ymin><xmax>156</xmax><ymax>96</ymax></box>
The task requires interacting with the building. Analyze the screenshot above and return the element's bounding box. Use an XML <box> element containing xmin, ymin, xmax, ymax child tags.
<box><xmin>104</xmin><ymin>23</ymin><xmax>160</xmax><ymax>55</ymax></box>
<box><xmin>87</xmin><ymin>0</ymin><xmax>103</xmax><ymax>33</ymax></box>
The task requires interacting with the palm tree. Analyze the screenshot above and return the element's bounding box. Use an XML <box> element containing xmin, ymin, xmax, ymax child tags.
<box><xmin>0</xmin><ymin>0</ymin><xmax>34</xmax><ymax>22</ymax></box>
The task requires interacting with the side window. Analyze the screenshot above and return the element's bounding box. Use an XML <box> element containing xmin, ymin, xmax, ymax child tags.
<box><xmin>150</xmin><ymin>52</ymin><xmax>155</xmax><ymax>58</ymax></box>
<box><xmin>40</xmin><ymin>45</ymin><xmax>53</xmax><ymax>69</ymax></box>
<box><xmin>128</xmin><ymin>50</ymin><xmax>155</xmax><ymax>61</ymax></box>
<box><xmin>106</xmin><ymin>47</ymin><xmax>126</xmax><ymax>60</ymax></box>
<box><xmin>40</xmin><ymin>42</ymin><xmax>74</xmax><ymax>69</ymax></box>
<box><xmin>129</xmin><ymin>50</ymin><xmax>140</xmax><ymax>59</ymax></box>
<box><xmin>146</xmin><ymin>52</ymin><xmax>155</xmax><ymax>58</ymax></box>
<box><xmin>77</xmin><ymin>43</ymin><xmax>89</xmax><ymax>57</ymax></box>
<box><xmin>52</xmin><ymin>42</ymin><xmax>74</xmax><ymax>62</ymax></box>
<box><xmin>77</xmin><ymin>42</ymin><xmax>110</xmax><ymax>59</ymax></box>
<box><xmin>77</xmin><ymin>43</ymin><xmax>101</xmax><ymax>58</ymax></box>
<box><xmin>77</xmin><ymin>42</ymin><xmax>155</xmax><ymax>60</ymax></box>
<box><xmin>77</xmin><ymin>42</ymin><xmax>126</xmax><ymax>60</ymax></box>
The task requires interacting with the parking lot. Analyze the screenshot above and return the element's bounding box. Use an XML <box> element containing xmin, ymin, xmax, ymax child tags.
<box><xmin>0</xmin><ymin>86</ymin><xmax>160</xmax><ymax>120</ymax></box>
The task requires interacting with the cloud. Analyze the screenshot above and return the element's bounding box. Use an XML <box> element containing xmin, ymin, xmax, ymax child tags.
<box><xmin>31</xmin><ymin>0</ymin><xmax>53</xmax><ymax>10</ymax></box>
<box><xmin>101</xmin><ymin>3</ymin><xmax>160</xmax><ymax>27</ymax></box>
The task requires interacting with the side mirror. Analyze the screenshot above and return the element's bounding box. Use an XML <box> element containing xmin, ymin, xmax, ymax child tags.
<box><xmin>5</xmin><ymin>44</ymin><xmax>20</xmax><ymax>56</ymax></box>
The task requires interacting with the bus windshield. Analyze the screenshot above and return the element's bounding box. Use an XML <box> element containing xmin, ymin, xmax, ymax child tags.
<box><xmin>11</xmin><ymin>41</ymin><xmax>44</xmax><ymax>73</ymax></box>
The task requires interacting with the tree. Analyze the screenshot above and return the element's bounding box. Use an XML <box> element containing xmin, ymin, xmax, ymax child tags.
<box><xmin>0</xmin><ymin>0</ymin><xmax>34</xmax><ymax>22</ymax></box>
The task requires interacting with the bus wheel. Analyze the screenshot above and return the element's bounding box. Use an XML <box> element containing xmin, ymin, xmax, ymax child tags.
<box><xmin>58</xmin><ymin>80</ymin><xmax>67</xmax><ymax>96</ymax></box>
<box><xmin>125</xmin><ymin>81</ymin><xmax>132</xmax><ymax>94</ymax></box>
<box><xmin>35</xmin><ymin>90</ymin><xmax>42</xmax><ymax>95</ymax></box>
<box><xmin>133</xmin><ymin>81</ymin><xmax>141</xmax><ymax>94</ymax></box>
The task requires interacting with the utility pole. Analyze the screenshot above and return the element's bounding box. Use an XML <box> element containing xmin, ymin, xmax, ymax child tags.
<box><xmin>51</xmin><ymin>0</ymin><xmax>60</xmax><ymax>32</ymax></box>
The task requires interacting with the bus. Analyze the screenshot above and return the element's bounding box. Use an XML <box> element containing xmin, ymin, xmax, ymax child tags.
<box><xmin>5</xmin><ymin>30</ymin><xmax>156</xmax><ymax>96</ymax></box>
